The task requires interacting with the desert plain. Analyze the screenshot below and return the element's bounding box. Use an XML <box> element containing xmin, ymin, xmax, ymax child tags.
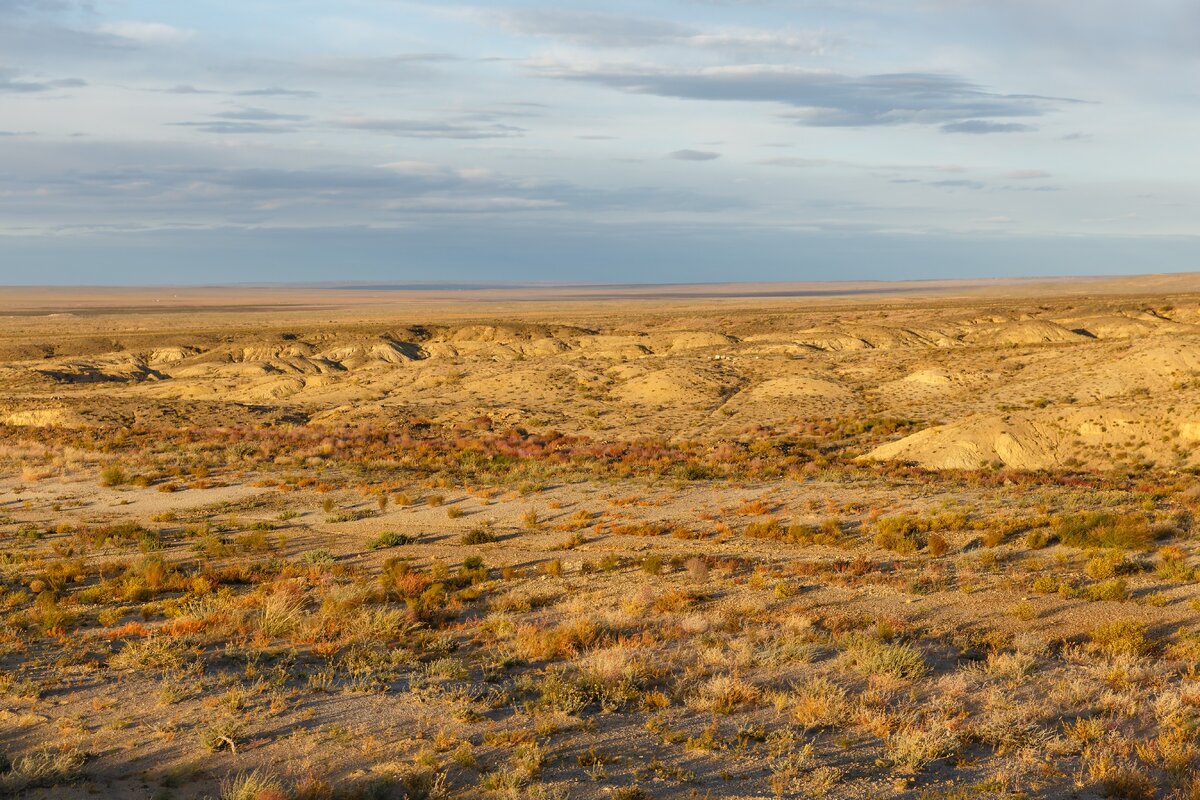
<box><xmin>6</xmin><ymin>275</ymin><xmax>1200</xmax><ymax>798</ymax></box>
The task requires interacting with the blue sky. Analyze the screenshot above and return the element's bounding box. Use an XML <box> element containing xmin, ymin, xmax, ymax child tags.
<box><xmin>1</xmin><ymin>0</ymin><xmax>1197</xmax><ymax>284</ymax></box>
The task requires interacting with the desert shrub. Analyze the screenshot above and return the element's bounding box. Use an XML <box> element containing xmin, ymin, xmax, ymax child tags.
<box><xmin>302</xmin><ymin>549</ymin><xmax>335</xmax><ymax>567</ymax></box>
<box><xmin>1085</xmin><ymin>579</ymin><xmax>1129</xmax><ymax>602</ymax></box>
<box><xmin>370</xmin><ymin>531</ymin><xmax>415</xmax><ymax>549</ymax></box>
<box><xmin>99</xmin><ymin>464</ymin><xmax>127</xmax><ymax>487</ymax></box>
<box><xmin>219</xmin><ymin>770</ymin><xmax>283</xmax><ymax>800</ymax></box>
<box><xmin>1030</xmin><ymin>575</ymin><xmax>1058</xmax><ymax>594</ymax></box>
<box><xmin>746</xmin><ymin>518</ymin><xmax>841</xmax><ymax>546</ymax></box>
<box><xmin>840</xmin><ymin>633</ymin><xmax>926</xmax><ymax>679</ymax></box>
<box><xmin>1085</xmin><ymin>552</ymin><xmax>1136</xmax><ymax>580</ymax></box>
<box><xmin>874</xmin><ymin>513</ymin><xmax>964</xmax><ymax>553</ymax></box>
<box><xmin>0</xmin><ymin>747</ymin><xmax>86</xmax><ymax>792</ymax></box>
<box><xmin>1088</xmin><ymin>620</ymin><xmax>1150</xmax><ymax>657</ymax></box>
<box><xmin>926</xmin><ymin>534</ymin><xmax>949</xmax><ymax>556</ymax></box>
<box><xmin>791</xmin><ymin>676</ymin><xmax>848</xmax><ymax>729</ymax></box>
<box><xmin>886</xmin><ymin>719</ymin><xmax>962</xmax><ymax>773</ymax></box>
<box><xmin>1055</xmin><ymin>513</ymin><xmax>1155</xmax><ymax>550</ymax></box>
<box><xmin>326</xmin><ymin>508</ymin><xmax>376</xmax><ymax>523</ymax></box>
<box><xmin>1025</xmin><ymin>530</ymin><xmax>1051</xmax><ymax>549</ymax></box>
<box><xmin>610</xmin><ymin>522</ymin><xmax>669</xmax><ymax>537</ymax></box>
<box><xmin>745</xmin><ymin>518</ymin><xmax>783</xmax><ymax>539</ymax></box>
<box><xmin>461</xmin><ymin>528</ymin><xmax>497</xmax><ymax>545</ymax></box>
<box><xmin>641</xmin><ymin>555</ymin><xmax>663</xmax><ymax>575</ymax></box>
<box><xmin>1156</xmin><ymin>545</ymin><xmax>1194</xmax><ymax>582</ymax></box>
<box><xmin>692</xmin><ymin>674</ymin><xmax>760</xmax><ymax>714</ymax></box>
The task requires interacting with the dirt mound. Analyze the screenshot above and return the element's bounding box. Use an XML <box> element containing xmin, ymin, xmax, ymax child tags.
<box><xmin>791</xmin><ymin>325</ymin><xmax>957</xmax><ymax>351</ymax></box>
<box><xmin>866</xmin><ymin>414</ymin><xmax>1067</xmax><ymax>469</ymax></box>
<box><xmin>616</xmin><ymin>368</ymin><xmax>731</xmax><ymax>406</ymax></box>
<box><xmin>2</xmin><ymin>407</ymin><xmax>75</xmax><ymax>427</ymax></box>
<box><xmin>966</xmin><ymin>320</ymin><xmax>1090</xmax><ymax>346</ymax></box>
<box><xmin>866</xmin><ymin>407</ymin><xmax>1172</xmax><ymax>470</ymax></box>
<box><xmin>717</xmin><ymin>374</ymin><xmax>861</xmax><ymax>422</ymax></box>
<box><xmin>1073</xmin><ymin>341</ymin><xmax>1200</xmax><ymax>400</ymax></box>
<box><xmin>570</xmin><ymin>335</ymin><xmax>653</xmax><ymax>361</ymax></box>
<box><xmin>316</xmin><ymin>339</ymin><xmax>424</xmax><ymax>368</ymax></box>
<box><xmin>897</xmin><ymin>368</ymin><xmax>962</xmax><ymax>387</ymax></box>
<box><xmin>658</xmin><ymin>331</ymin><xmax>738</xmax><ymax>352</ymax></box>
<box><xmin>745</xmin><ymin>375</ymin><xmax>853</xmax><ymax>401</ymax></box>
<box><xmin>148</xmin><ymin>346</ymin><xmax>201</xmax><ymax>364</ymax></box>
<box><xmin>1064</xmin><ymin>313</ymin><xmax>1193</xmax><ymax>339</ymax></box>
<box><xmin>33</xmin><ymin>355</ymin><xmax>162</xmax><ymax>384</ymax></box>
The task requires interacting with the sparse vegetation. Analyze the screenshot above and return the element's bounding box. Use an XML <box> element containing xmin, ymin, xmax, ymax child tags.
<box><xmin>4</xmin><ymin>288</ymin><xmax>1200</xmax><ymax>798</ymax></box>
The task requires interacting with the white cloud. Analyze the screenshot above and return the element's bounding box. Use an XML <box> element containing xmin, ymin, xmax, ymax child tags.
<box><xmin>97</xmin><ymin>21</ymin><xmax>195</xmax><ymax>46</ymax></box>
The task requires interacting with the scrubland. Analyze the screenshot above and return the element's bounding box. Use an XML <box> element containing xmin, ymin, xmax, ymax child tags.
<box><xmin>6</xmin><ymin>278</ymin><xmax>1200</xmax><ymax>798</ymax></box>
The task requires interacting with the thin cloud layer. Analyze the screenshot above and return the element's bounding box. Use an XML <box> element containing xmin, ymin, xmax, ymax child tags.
<box><xmin>0</xmin><ymin>0</ymin><xmax>1195</xmax><ymax>283</ymax></box>
<box><xmin>536</xmin><ymin>62</ymin><xmax>1071</xmax><ymax>130</ymax></box>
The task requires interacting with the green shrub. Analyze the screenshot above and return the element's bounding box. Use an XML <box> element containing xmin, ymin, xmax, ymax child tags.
<box><xmin>461</xmin><ymin>529</ymin><xmax>497</xmax><ymax>545</ymax></box>
<box><xmin>1089</xmin><ymin>620</ymin><xmax>1150</xmax><ymax>657</ymax></box>
<box><xmin>370</xmin><ymin>531</ymin><xmax>415</xmax><ymax>550</ymax></box>
<box><xmin>99</xmin><ymin>464</ymin><xmax>128</xmax><ymax>487</ymax></box>
<box><xmin>840</xmin><ymin>633</ymin><xmax>926</xmax><ymax>679</ymax></box>
<box><xmin>1055</xmin><ymin>513</ymin><xmax>1154</xmax><ymax>550</ymax></box>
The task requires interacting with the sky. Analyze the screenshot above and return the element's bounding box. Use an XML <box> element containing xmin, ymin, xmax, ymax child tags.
<box><xmin>1</xmin><ymin>0</ymin><xmax>1198</xmax><ymax>285</ymax></box>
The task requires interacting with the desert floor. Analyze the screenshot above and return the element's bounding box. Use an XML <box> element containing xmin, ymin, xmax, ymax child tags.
<box><xmin>5</xmin><ymin>275</ymin><xmax>1200</xmax><ymax>799</ymax></box>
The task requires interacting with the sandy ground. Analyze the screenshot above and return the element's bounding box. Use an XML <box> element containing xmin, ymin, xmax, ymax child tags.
<box><xmin>5</xmin><ymin>276</ymin><xmax>1200</xmax><ymax>798</ymax></box>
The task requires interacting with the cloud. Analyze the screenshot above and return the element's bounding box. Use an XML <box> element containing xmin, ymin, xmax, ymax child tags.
<box><xmin>334</xmin><ymin>116</ymin><xmax>524</xmax><ymax>139</ymax></box>
<box><xmin>669</xmin><ymin>149</ymin><xmax>721</xmax><ymax>161</ymax></box>
<box><xmin>484</xmin><ymin>9</ymin><xmax>833</xmax><ymax>55</ymax></box>
<box><xmin>382</xmin><ymin>197</ymin><xmax>566</xmax><ymax>213</ymax></box>
<box><xmin>941</xmin><ymin>120</ymin><xmax>1035</xmax><ymax>134</ymax></box>
<box><xmin>487</xmin><ymin>9</ymin><xmax>691</xmax><ymax>47</ymax></box>
<box><xmin>1004</xmin><ymin>169</ymin><xmax>1051</xmax><ymax>179</ymax></box>
<box><xmin>0</xmin><ymin>142</ymin><xmax>736</xmax><ymax>237</ymax></box>
<box><xmin>216</xmin><ymin>54</ymin><xmax>456</xmax><ymax>85</ymax></box>
<box><xmin>97</xmin><ymin>21</ymin><xmax>194</xmax><ymax>45</ymax></box>
<box><xmin>214</xmin><ymin>107</ymin><xmax>309</xmax><ymax>122</ymax></box>
<box><xmin>162</xmin><ymin>84</ymin><xmax>216</xmax><ymax>95</ymax></box>
<box><xmin>156</xmin><ymin>85</ymin><xmax>319</xmax><ymax>99</ymax></box>
<box><xmin>0</xmin><ymin>0</ymin><xmax>84</xmax><ymax>13</ymax></box>
<box><xmin>533</xmin><ymin>62</ymin><xmax>1074</xmax><ymax>129</ymax></box>
<box><xmin>929</xmin><ymin>179</ymin><xmax>986</xmax><ymax>190</ymax></box>
<box><xmin>169</xmin><ymin>121</ymin><xmax>303</xmax><ymax>135</ymax></box>
<box><xmin>0</xmin><ymin>67</ymin><xmax>85</xmax><ymax>92</ymax></box>
<box><xmin>235</xmin><ymin>87</ymin><xmax>320</xmax><ymax>98</ymax></box>
<box><xmin>684</xmin><ymin>29</ymin><xmax>836</xmax><ymax>55</ymax></box>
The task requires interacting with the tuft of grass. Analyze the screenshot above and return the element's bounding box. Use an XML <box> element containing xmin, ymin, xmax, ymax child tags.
<box><xmin>1055</xmin><ymin>512</ymin><xmax>1155</xmax><ymax>550</ymax></box>
<box><xmin>0</xmin><ymin>747</ymin><xmax>86</xmax><ymax>792</ymax></box>
<box><xmin>220</xmin><ymin>769</ymin><xmax>283</xmax><ymax>800</ymax></box>
<box><xmin>840</xmin><ymin>634</ymin><xmax>926</xmax><ymax>680</ymax></box>
<box><xmin>791</xmin><ymin>676</ymin><xmax>848</xmax><ymax>730</ymax></box>
<box><xmin>370</xmin><ymin>531</ymin><xmax>416</xmax><ymax>549</ymax></box>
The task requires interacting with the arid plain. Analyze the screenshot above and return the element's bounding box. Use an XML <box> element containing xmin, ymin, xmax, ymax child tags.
<box><xmin>6</xmin><ymin>276</ymin><xmax>1200</xmax><ymax>799</ymax></box>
